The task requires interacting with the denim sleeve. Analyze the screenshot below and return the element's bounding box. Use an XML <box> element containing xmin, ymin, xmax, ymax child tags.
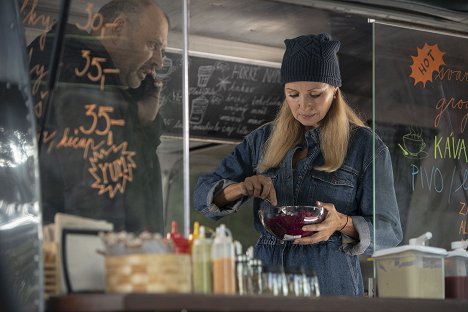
<box><xmin>193</xmin><ymin>136</ymin><xmax>257</xmax><ymax>221</ymax></box>
<box><xmin>341</xmin><ymin>145</ymin><xmax>403</xmax><ymax>256</ymax></box>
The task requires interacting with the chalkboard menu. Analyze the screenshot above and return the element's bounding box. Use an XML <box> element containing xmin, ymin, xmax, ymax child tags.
<box><xmin>374</xmin><ymin>24</ymin><xmax>468</xmax><ymax>250</ymax></box>
<box><xmin>159</xmin><ymin>52</ymin><xmax>283</xmax><ymax>143</ymax></box>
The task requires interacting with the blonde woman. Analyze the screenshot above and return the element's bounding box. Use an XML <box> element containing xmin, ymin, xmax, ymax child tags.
<box><xmin>194</xmin><ymin>33</ymin><xmax>402</xmax><ymax>296</ymax></box>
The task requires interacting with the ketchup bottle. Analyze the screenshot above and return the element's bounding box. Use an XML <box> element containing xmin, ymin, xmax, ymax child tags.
<box><xmin>166</xmin><ymin>221</ymin><xmax>190</xmax><ymax>254</ymax></box>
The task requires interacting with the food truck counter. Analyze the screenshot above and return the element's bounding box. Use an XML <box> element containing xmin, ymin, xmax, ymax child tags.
<box><xmin>46</xmin><ymin>293</ymin><xmax>468</xmax><ymax>312</ymax></box>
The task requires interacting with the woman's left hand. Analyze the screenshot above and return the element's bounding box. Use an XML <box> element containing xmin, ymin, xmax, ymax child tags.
<box><xmin>293</xmin><ymin>201</ymin><xmax>347</xmax><ymax>245</ymax></box>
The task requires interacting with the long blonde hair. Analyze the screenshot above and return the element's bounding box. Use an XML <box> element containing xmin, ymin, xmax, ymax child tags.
<box><xmin>258</xmin><ymin>89</ymin><xmax>366</xmax><ymax>173</ymax></box>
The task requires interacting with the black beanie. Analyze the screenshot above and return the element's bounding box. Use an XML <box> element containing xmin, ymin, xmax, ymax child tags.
<box><xmin>280</xmin><ymin>33</ymin><xmax>341</xmax><ymax>87</ymax></box>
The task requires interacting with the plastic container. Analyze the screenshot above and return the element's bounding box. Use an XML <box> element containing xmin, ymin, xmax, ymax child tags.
<box><xmin>444</xmin><ymin>240</ymin><xmax>468</xmax><ymax>299</ymax></box>
<box><xmin>211</xmin><ymin>224</ymin><xmax>236</xmax><ymax>294</ymax></box>
<box><xmin>373</xmin><ymin>232</ymin><xmax>447</xmax><ymax>299</ymax></box>
<box><xmin>191</xmin><ymin>226</ymin><xmax>213</xmax><ymax>293</ymax></box>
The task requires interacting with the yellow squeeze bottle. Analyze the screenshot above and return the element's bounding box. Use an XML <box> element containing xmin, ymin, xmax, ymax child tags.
<box><xmin>192</xmin><ymin>226</ymin><xmax>213</xmax><ymax>293</ymax></box>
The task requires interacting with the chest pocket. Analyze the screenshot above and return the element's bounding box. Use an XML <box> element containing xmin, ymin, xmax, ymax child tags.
<box><xmin>309</xmin><ymin>168</ymin><xmax>357</xmax><ymax>212</ymax></box>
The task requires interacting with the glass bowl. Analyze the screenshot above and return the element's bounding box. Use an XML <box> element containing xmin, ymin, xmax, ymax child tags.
<box><xmin>259</xmin><ymin>205</ymin><xmax>327</xmax><ymax>241</ymax></box>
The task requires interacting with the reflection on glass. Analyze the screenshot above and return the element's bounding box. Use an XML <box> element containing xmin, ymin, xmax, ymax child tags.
<box><xmin>24</xmin><ymin>0</ymin><xmax>179</xmax><ymax>234</ymax></box>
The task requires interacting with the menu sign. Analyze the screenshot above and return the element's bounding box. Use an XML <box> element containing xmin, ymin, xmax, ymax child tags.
<box><xmin>159</xmin><ymin>52</ymin><xmax>283</xmax><ymax>143</ymax></box>
<box><xmin>374</xmin><ymin>24</ymin><xmax>468</xmax><ymax>249</ymax></box>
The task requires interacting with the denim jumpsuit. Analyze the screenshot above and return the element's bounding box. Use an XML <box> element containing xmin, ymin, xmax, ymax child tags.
<box><xmin>194</xmin><ymin>123</ymin><xmax>403</xmax><ymax>296</ymax></box>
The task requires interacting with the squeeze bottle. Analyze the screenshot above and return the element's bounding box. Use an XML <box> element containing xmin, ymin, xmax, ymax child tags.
<box><xmin>192</xmin><ymin>226</ymin><xmax>213</xmax><ymax>293</ymax></box>
<box><xmin>212</xmin><ymin>224</ymin><xmax>236</xmax><ymax>294</ymax></box>
<box><xmin>166</xmin><ymin>221</ymin><xmax>190</xmax><ymax>254</ymax></box>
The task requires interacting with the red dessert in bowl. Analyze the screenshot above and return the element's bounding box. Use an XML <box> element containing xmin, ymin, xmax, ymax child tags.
<box><xmin>259</xmin><ymin>205</ymin><xmax>327</xmax><ymax>240</ymax></box>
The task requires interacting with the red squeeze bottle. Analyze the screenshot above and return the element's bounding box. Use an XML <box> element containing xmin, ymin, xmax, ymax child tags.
<box><xmin>167</xmin><ymin>221</ymin><xmax>190</xmax><ymax>254</ymax></box>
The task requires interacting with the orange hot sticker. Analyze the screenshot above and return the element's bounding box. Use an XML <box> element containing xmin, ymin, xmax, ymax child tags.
<box><xmin>88</xmin><ymin>142</ymin><xmax>137</xmax><ymax>199</ymax></box>
<box><xmin>409</xmin><ymin>43</ymin><xmax>446</xmax><ymax>88</ymax></box>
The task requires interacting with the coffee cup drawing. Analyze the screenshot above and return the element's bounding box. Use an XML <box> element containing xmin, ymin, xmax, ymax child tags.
<box><xmin>402</xmin><ymin>133</ymin><xmax>426</xmax><ymax>156</ymax></box>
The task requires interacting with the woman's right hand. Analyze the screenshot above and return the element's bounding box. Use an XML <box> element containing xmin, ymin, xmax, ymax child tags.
<box><xmin>239</xmin><ymin>175</ymin><xmax>277</xmax><ymax>206</ymax></box>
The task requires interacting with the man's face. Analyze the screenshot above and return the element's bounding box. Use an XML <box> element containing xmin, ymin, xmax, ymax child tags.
<box><xmin>115</xmin><ymin>5</ymin><xmax>168</xmax><ymax>88</ymax></box>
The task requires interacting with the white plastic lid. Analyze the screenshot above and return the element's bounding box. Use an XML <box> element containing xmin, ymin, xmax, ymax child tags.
<box><xmin>446</xmin><ymin>240</ymin><xmax>468</xmax><ymax>258</ymax></box>
<box><xmin>446</xmin><ymin>249</ymin><xmax>468</xmax><ymax>258</ymax></box>
<box><xmin>373</xmin><ymin>245</ymin><xmax>447</xmax><ymax>258</ymax></box>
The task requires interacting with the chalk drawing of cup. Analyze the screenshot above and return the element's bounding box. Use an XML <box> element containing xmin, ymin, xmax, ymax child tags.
<box><xmin>402</xmin><ymin>133</ymin><xmax>426</xmax><ymax>156</ymax></box>
<box><xmin>190</xmin><ymin>95</ymin><xmax>209</xmax><ymax>124</ymax></box>
<box><xmin>197</xmin><ymin>65</ymin><xmax>215</xmax><ymax>87</ymax></box>
<box><xmin>155</xmin><ymin>56</ymin><xmax>174</xmax><ymax>80</ymax></box>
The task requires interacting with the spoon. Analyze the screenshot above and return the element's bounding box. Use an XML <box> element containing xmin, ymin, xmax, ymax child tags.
<box><xmin>264</xmin><ymin>198</ymin><xmax>276</xmax><ymax>207</ymax></box>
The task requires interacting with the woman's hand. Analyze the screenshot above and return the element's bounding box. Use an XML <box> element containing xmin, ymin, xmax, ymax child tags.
<box><xmin>239</xmin><ymin>175</ymin><xmax>277</xmax><ymax>206</ymax></box>
<box><xmin>293</xmin><ymin>201</ymin><xmax>350</xmax><ymax>245</ymax></box>
<box><xmin>213</xmin><ymin>175</ymin><xmax>277</xmax><ymax>208</ymax></box>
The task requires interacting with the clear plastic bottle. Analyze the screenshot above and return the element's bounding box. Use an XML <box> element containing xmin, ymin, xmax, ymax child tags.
<box><xmin>211</xmin><ymin>224</ymin><xmax>236</xmax><ymax>294</ymax></box>
<box><xmin>192</xmin><ymin>226</ymin><xmax>213</xmax><ymax>293</ymax></box>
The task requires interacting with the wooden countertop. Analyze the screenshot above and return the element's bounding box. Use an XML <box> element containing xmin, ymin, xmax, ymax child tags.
<box><xmin>46</xmin><ymin>293</ymin><xmax>468</xmax><ymax>312</ymax></box>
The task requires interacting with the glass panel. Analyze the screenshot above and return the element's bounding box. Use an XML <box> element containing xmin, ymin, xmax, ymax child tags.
<box><xmin>373</xmin><ymin>22</ymin><xmax>468</xmax><ymax>251</ymax></box>
<box><xmin>182</xmin><ymin>0</ymin><xmax>372</xmax><ymax>287</ymax></box>
<box><xmin>1</xmin><ymin>1</ymin><xmax>43</xmax><ymax>311</ymax></box>
<box><xmin>22</xmin><ymin>0</ymin><xmax>183</xmax><ymax>232</ymax></box>
<box><xmin>21</xmin><ymin>0</ymin><xmax>184</xmax><ymax>294</ymax></box>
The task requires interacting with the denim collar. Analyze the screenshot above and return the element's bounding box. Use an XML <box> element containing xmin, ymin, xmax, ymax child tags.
<box><xmin>304</xmin><ymin>127</ymin><xmax>321</xmax><ymax>148</ymax></box>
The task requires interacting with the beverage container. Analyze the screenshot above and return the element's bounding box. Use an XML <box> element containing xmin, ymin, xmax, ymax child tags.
<box><xmin>211</xmin><ymin>224</ymin><xmax>236</xmax><ymax>294</ymax></box>
<box><xmin>373</xmin><ymin>232</ymin><xmax>447</xmax><ymax>299</ymax></box>
<box><xmin>444</xmin><ymin>240</ymin><xmax>468</xmax><ymax>299</ymax></box>
<box><xmin>192</xmin><ymin>226</ymin><xmax>213</xmax><ymax>293</ymax></box>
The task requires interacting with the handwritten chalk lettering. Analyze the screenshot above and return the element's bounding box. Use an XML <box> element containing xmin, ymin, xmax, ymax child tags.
<box><xmin>221</xmin><ymin>125</ymin><xmax>236</xmax><ymax>136</ymax></box>
<box><xmin>453</xmin><ymin>169</ymin><xmax>468</xmax><ymax>194</ymax></box>
<box><xmin>189</xmin><ymin>122</ymin><xmax>235</xmax><ymax>136</ymax></box>
<box><xmin>237</xmin><ymin>125</ymin><xmax>249</xmax><ymax>135</ymax></box>
<box><xmin>30</xmin><ymin>62</ymin><xmax>48</xmax><ymax>96</ymax></box>
<box><xmin>225</xmin><ymin>93</ymin><xmax>248</xmax><ymax>104</ymax></box>
<box><xmin>460</xmin><ymin>220</ymin><xmax>468</xmax><ymax>235</ymax></box>
<box><xmin>252</xmin><ymin>95</ymin><xmax>283</xmax><ymax>107</ymax></box>
<box><xmin>21</xmin><ymin>0</ymin><xmax>53</xmax><ymax>51</ymax></box>
<box><xmin>79</xmin><ymin>104</ymin><xmax>125</xmax><ymax>137</ymax></box>
<box><xmin>231</xmin><ymin>64</ymin><xmax>259</xmax><ymax>82</ymax></box>
<box><xmin>262</xmin><ymin>68</ymin><xmax>281</xmax><ymax>84</ymax></box>
<box><xmin>75</xmin><ymin>50</ymin><xmax>120</xmax><ymax>91</ymax></box>
<box><xmin>449</xmin><ymin>166</ymin><xmax>466</xmax><ymax>205</ymax></box>
<box><xmin>434</xmin><ymin>97</ymin><xmax>468</xmax><ymax>133</ymax></box>
<box><xmin>55</xmin><ymin>128</ymin><xmax>106</xmax><ymax>159</ymax></box>
<box><xmin>33</xmin><ymin>90</ymin><xmax>49</xmax><ymax>119</ymax></box>
<box><xmin>410</xmin><ymin>164</ymin><xmax>444</xmax><ymax>193</ymax></box>
<box><xmin>40</xmin><ymin>130</ymin><xmax>56</xmax><ymax>154</ymax></box>
<box><xmin>223</xmin><ymin>105</ymin><xmax>248</xmax><ymax>115</ymax></box>
<box><xmin>219</xmin><ymin>115</ymin><xmax>244</xmax><ymax>123</ymax></box>
<box><xmin>247</xmin><ymin>118</ymin><xmax>265</xmax><ymax>125</ymax></box>
<box><xmin>417</xmin><ymin>48</ymin><xmax>435</xmax><ymax>75</ymax></box>
<box><xmin>75</xmin><ymin>2</ymin><xmax>103</xmax><ymax>33</ymax></box>
<box><xmin>434</xmin><ymin>135</ymin><xmax>467</xmax><ymax>162</ymax></box>
<box><xmin>189</xmin><ymin>87</ymin><xmax>216</xmax><ymax>96</ymax></box>
<box><xmin>227</xmin><ymin>81</ymin><xmax>255</xmax><ymax>93</ymax></box>
<box><xmin>250</xmin><ymin>107</ymin><xmax>268</xmax><ymax>115</ymax></box>
<box><xmin>460</xmin><ymin>202</ymin><xmax>467</xmax><ymax>216</ymax></box>
<box><xmin>434</xmin><ymin>67</ymin><xmax>468</xmax><ymax>83</ymax></box>
<box><xmin>89</xmin><ymin>143</ymin><xmax>137</xmax><ymax>199</ymax></box>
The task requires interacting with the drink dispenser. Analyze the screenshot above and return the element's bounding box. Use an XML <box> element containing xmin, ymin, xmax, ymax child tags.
<box><xmin>445</xmin><ymin>240</ymin><xmax>468</xmax><ymax>299</ymax></box>
<box><xmin>373</xmin><ymin>232</ymin><xmax>447</xmax><ymax>299</ymax></box>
